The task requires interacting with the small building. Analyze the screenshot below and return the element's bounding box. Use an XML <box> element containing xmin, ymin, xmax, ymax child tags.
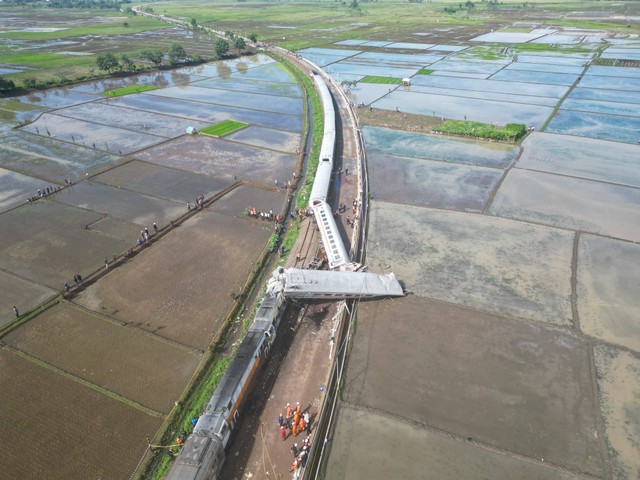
<box><xmin>402</xmin><ymin>78</ymin><xmax>411</xmax><ymax>86</ymax></box>
<box><xmin>186</xmin><ymin>126</ymin><xmax>197</xmax><ymax>135</ymax></box>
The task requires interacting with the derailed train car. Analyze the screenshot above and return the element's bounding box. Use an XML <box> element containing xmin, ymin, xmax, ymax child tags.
<box><xmin>165</xmin><ymin>290</ymin><xmax>286</xmax><ymax>480</ymax></box>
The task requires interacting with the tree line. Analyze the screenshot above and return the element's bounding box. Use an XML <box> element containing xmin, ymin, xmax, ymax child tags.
<box><xmin>94</xmin><ymin>37</ymin><xmax>248</xmax><ymax>74</ymax></box>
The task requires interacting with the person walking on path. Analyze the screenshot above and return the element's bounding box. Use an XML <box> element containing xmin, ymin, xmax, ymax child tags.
<box><xmin>13</xmin><ymin>306</ymin><xmax>19</xmax><ymax>318</ymax></box>
<box><xmin>280</xmin><ymin>425</ymin><xmax>287</xmax><ymax>440</ymax></box>
<box><xmin>278</xmin><ymin>413</ymin><xmax>284</xmax><ymax>427</ymax></box>
<box><xmin>286</xmin><ymin>403</ymin><xmax>293</xmax><ymax>418</ymax></box>
<box><xmin>304</xmin><ymin>412</ymin><xmax>311</xmax><ymax>435</ymax></box>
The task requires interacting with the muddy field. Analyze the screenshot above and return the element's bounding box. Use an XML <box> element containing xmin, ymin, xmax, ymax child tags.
<box><xmin>0</xmin><ymin>348</ymin><xmax>161</xmax><ymax>480</ymax></box>
<box><xmin>134</xmin><ymin>134</ymin><xmax>297</xmax><ymax>187</ymax></box>
<box><xmin>0</xmin><ymin>200</ymin><xmax>136</xmax><ymax>289</ymax></box>
<box><xmin>340</xmin><ymin>296</ymin><xmax>605</xmax><ymax>476</ymax></box>
<box><xmin>3</xmin><ymin>303</ymin><xmax>201</xmax><ymax>413</ymax></box>
<box><xmin>0</xmin><ymin>44</ymin><xmax>305</xmax><ymax>479</ymax></box>
<box><xmin>75</xmin><ymin>207</ymin><xmax>273</xmax><ymax>350</ymax></box>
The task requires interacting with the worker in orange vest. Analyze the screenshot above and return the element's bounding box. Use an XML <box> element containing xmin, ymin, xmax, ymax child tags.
<box><xmin>292</xmin><ymin>421</ymin><xmax>298</xmax><ymax>437</ymax></box>
<box><xmin>298</xmin><ymin>416</ymin><xmax>306</xmax><ymax>433</ymax></box>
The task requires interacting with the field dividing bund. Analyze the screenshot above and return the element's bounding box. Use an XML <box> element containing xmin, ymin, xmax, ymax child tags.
<box><xmin>3</xmin><ymin>302</ymin><xmax>202</xmax><ymax>413</ymax></box>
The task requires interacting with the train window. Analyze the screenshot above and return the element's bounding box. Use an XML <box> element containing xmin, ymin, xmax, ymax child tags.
<box><xmin>322</xmin><ymin>158</ymin><xmax>330</xmax><ymax>162</ymax></box>
<box><xmin>227</xmin><ymin>401</ymin><xmax>233</xmax><ymax>411</ymax></box>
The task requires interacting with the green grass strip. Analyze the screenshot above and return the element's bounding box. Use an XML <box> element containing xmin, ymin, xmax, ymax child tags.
<box><xmin>417</xmin><ymin>68</ymin><xmax>433</xmax><ymax>75</ymax></box>
<box><xmin>360</xmin><ymin>75</ymin><xmax>403</xmax><ymax>85</ymax></box>
<box><xmin>200</xmin><ymin>119</ymin><xmax>248</xmax><ymax>137</ymax></box>
<box><xmin>433</xmin><ymin>120</ymin><xmax>526</xmax><ymax>142</ymax></box>
<box><xmin>102</xmin><ymin>85</ymin><xmax>158</xmax><ymax>97</ymax></box>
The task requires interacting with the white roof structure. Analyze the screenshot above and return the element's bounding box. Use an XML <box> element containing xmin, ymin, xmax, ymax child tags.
<box><xmin>270</xmin><ymin>267</ymin><xmax>404</xmax><ymax>299</ymax></box>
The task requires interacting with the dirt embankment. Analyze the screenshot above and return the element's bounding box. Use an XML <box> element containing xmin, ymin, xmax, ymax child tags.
<box><xmin>357</xmin><ymin>107</ymin><xmax>444</xmax><ymax>133</ymax></box>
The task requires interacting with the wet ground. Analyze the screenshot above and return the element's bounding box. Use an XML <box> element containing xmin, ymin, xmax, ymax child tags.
<box><xmin>0</xmin><ymin>54</ymin><xmax>304</xmax><ymax>479</ymax></box>
<box><xmin>1</xmin><ymin>13</ymin><xmax>639</xmax><ymax>480</ymax></box>
<box><xmin>311</xmin><ymin>24</ymin><xmax>640</xmax><ymax>480</ymax></box>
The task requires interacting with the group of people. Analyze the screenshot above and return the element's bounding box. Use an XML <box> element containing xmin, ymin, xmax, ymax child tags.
<box><xmin>26</xmin><ymin>184</ymin><xmax>62</xmax><ymax>203</ymax></box>
<box><xmin>136</xmin><ymin>223</ymin><xmax>158</xmax><ymax>247</ymax></box>
<box><xmin>246</xmin><ymin>207</ymin><xmax>282</xmax><ymax>223</ymax></box>
<box><xmin>290</xmin><ymin>206</ymin><xmax>313</xmax><ymax>219</ymax></box>
<box><xmin>187</xmin><ymin>195</ymin><xmax>205</xmax><ymax>211</ymax></box>
<box><xmin>278</xmin><ymin>402</ymin><xmax>314</xmax><ymax>474</ymax></box>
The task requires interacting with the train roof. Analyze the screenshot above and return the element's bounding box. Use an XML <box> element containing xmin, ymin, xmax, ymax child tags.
<box><xmin>206</xmin><ymin>330</ymin><xmax>264</xmax><ymax>412</ymax></box>
<box><xmin>279</xmin><ymin>268</ymin><xmax>405</xmax><ymax>298</ymax></box>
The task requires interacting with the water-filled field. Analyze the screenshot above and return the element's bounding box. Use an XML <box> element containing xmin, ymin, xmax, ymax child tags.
<box><xmin>329</xmin><ymin>30</ymin><xmax>640</xmax><ymax>478</ymax></box>
<box><xmin>0</xmin><ymin>52</ymin><xmax>304</xmax><ymax>479</ymax></box>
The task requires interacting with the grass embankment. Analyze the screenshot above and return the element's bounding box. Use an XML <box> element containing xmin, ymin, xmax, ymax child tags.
<box><xmin>433</xmin><ymin>120</ymin><xmax>526</xmax><ymax>142</ymax></box>
<box><xmin>102</xmin><ymin>85</ymin><xmax>158</xmax><ymax>97</ymax></box>
<box><xmin>269</xmin><ymin>54</ymin><xmax>323</xmax><ymax>212</ymax></box>
<box><xmin>360</xmin><ymin>75</ymin><xmax>403</xmax><ymax>85</ymax></box>
<box><xmin>417</xmin><ymin>68</ymin><xmax>433</xmax><ymax>75</ymax></box>
<box><xmin>200</xmin><ymin>119</ymin><xmax>248</xmax><ymax>136</ymax></box>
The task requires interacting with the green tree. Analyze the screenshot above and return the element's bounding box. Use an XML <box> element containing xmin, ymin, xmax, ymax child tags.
<box><xmin>22</xmin><ymin>78</ymin><xmax>38</xmax><ymax>89</ymax></box>
<box><xmin>233</xmin><ymin>37</ymin><xmax>246</xmax><ymax>52</ymax></box>
<box><xmin>248</xmin><ymin>33</ymin><xmax>258</xmax><ymax>43</ymax></box>
<box><xmin>141</xmin><ymin>49</ymin><xmax>164</xmax><ymax>68</ymax></box>
<box><xmin>168</xmin><ymin>43</ymin><xmax>187</xmax><ymax>65</ymax></box>
<box><xmin>120</xmin><ymin>54</ymin><xmax>135</xmax><ymax>72</ymax></box>
<box><xmin>190</xmin><ymin>18</ymin><xmax>197</xmax><ymax>27</ymax></box>
<box><xmin>96</xmin><ymin>52</ymin><xmax>119</xmax><ymax>72</ymax></box>
<box><xmin>0</xmin><ymin>76</ymin><xmax>17</xmax><ymax>93</ymax></box>
<box><xmin>215</xmin><ymin>38</ymin><xmax>229</xmax><ymax>58</ymax></box>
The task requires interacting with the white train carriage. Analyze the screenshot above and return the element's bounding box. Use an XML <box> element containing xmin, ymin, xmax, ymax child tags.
<box><xmin>312</xmin><ymin>200</ymin><xmax>350</xmax><ymax>271</ymax></box>
<box><xmin>309</xmin><ymin>73</ymin><xmax>336</xmax><ymax>205</ymax></box>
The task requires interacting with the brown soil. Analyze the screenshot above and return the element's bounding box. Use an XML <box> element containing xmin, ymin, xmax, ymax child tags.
<box><xmin>74</xmin><ymin>208</ymin><xmax>272</xmax><ymax>350</ymax></box>
<box><xmin>0</xmin><ymin>348</ymin><xmax>161</xmax><ymax>480</ymax></box>
<box><xmin>3</xmin><ymin>303</ymin><xmax>201</xmax><ymax>413</ymax></box>
<box><xmin>357</xmin><ymin>105</ymin><xmax>444</xmax><ymax>134</ymax></box>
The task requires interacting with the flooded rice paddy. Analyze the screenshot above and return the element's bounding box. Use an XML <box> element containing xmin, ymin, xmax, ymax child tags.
<box><xmin>0</xmin><ymin>53</ymin><xmax>302</xmax><ymax>478</ymax></box>
<box><xmin>316</xmin><ymin>27</ymin><xmax>640</xmax><ymax>480</ymax></box>
<box><xmin>1</xmin><ymin>17</ymin><xmax>639</xmax><ymax>479</ymax></box>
